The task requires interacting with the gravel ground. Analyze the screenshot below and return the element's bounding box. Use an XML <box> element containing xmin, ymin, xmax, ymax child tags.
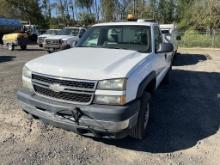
<box><xmin>0</xmin><ymin>46</ymin><xmax>219</xmax><ymax>165</ymax></box>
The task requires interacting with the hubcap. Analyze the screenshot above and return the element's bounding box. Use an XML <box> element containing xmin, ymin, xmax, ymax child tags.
<box><xmin>144</xmin><ymin>103</ymin><xmax>150</xmax><ymax>129</ymax></box>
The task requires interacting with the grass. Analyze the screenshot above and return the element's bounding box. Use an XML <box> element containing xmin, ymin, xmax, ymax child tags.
<box><xmin>178</xmin><ymin>30</ymin><xmax>220</xmax><ymax>48</ymax></box>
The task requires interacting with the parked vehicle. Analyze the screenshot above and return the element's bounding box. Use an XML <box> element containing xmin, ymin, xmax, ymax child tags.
<box><xmin>43</xmin><ymin>27</ymin><xmax>86</xmax><ymax>53</ymax></box>
<box><xmin>17</xmin><ymin>20</ymin><xmax>174</xmax><ymax>140</ymax></box>
<box><xmin>160</xmin><ymin>24</ymin><xmax>180</xmax><ymax>55</ymax></box>
<box><xmin>2</xmin><ymin>32</ymin><xmax>28</xmax><ymax>51</ymax></box>
<box><xmin>0</xmin><ymin>17</ymin><xmax>22</xmax><ymax>44</ymax></box>
<box><xmin>23</xmin><ymin>24</ymin><xmax>39</xmax><ymax>42</ymax></box>
<box><xmin>37</xmin><ymin>29</ymin><xmax>61</xmax><ymax>47</ymax></box>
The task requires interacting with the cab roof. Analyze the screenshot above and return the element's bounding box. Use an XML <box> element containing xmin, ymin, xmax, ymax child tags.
<box><xmin>93</xmin><ymin>21</ymin><xmax>158</xmax><ymax>27</ymax></box>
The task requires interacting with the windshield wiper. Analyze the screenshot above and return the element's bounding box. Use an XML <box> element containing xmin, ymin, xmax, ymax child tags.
<box><xmin>102</xmin><ymin>46</ymin><xmax>129</xmax><ymax>50</ymax></box>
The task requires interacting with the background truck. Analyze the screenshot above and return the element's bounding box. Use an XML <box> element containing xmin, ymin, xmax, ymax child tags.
<box><xmin>37</xmin><ymin>29</ymin><xmax>61</xmax><ymax>47</ymax></box>
<box><xmin>2</xmin><ymin>32</ymin><xmax>28</xmax><ymax>50</ymax></box>
<box><xmin>23</xmin><ymin>24</ymin><xmax>39</xmax><ymax>42</ymax></box>
<box><xmin>17</xmin><ymin>20</ymin><xmax>174</xmax><ymax>140</ymax></box>
<box><xmin>160</xmin><ymin>24</ymin><xmax>180</xmax><ymax>55</ymax></box>
<box><xmin>43</xmin><ymin>27</ymin><xmax>86</xmax><ymax>53</ymax></box>
<box><xmin>0</xmin><ymin>17</ymin><xmax>22</xmax><ymax>44</ymax></box>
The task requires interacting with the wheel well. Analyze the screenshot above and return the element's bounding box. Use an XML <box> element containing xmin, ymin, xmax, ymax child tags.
<box><xmin>136</xmin><ymin>72</ymin><xmax>157</xmax><ymax>99</ymax></box>
<box><xmin>144</xmin><ymin>78</ymin><xmax>156</xmax><ymax>95</ymax></box>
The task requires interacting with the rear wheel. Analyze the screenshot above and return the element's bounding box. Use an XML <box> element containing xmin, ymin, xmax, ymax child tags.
<box><xmin>47</xmin><ymin>50</ymin><xmax>53</xmax><ymax>53</ymax></box>
<box><xmin>20</xmin><ymin>45</ymin><xmax>27</xmax><ymax>50</ymax></box>
<box><xmin>129</xmin><ymin>92</ymin><xmax>151</xmax><ymax>140</ymax></box>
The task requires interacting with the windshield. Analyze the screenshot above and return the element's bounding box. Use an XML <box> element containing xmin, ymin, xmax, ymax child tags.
<box><xmin>58</xmin><ymin>28</ymin><xmax>79</xmax><ymax>36</ymax></box>
<box><xmin>77</xmin><ymin>26</ymin><xmax>151</xmax><ymax>53</ymax></box>
<box><xmin>161</xmin><ymin>29</ymin><xmax>170</xmax><ymax>35</ymax></box>
<box><xmin>45</xmin><ymin>29</ymin><xmax>59</xmax><ymax>35</ymax></box>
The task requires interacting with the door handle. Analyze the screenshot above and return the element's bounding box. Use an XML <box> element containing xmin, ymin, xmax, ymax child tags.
<box><xmin>165</xmin><ymin>54</ymin><xmax>167</xmax><ymax>59</ymax></box>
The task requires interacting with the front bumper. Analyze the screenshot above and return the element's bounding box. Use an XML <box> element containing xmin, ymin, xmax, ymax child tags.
<box><xmin>17</xmin><ymin>89</ymin><xmax>140</xmax><ymax>139</ymax></box>
<box><xmin>43</xmin><ymin>44</ymin><xmax>68</xmax><ymax>51</ymax></box>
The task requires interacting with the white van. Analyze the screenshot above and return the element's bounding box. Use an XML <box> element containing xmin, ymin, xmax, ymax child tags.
<box><xmin>160</xmin><ymin>24</ymin><xmax>180</xmax><ymax>54</ymax></box>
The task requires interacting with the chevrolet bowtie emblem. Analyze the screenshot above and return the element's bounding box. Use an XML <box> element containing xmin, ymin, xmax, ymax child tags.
<box><xmin>49</xmin><ymin>83</ymin><xmax>65</xmax><ymax>93</ymax></box>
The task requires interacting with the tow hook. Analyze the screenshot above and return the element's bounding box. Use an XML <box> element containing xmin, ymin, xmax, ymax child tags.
<box><xmin>87</xmin><ymin>126</ymin><xmax>102</xmax><ymax>138</ymax></box>
<box><xmin>71</xmin><ymin>107</ymin><xmax>83</xmax><ymax>125</ymax></box>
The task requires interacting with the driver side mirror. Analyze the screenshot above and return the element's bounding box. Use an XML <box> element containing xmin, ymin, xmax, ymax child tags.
<box><xmin>157</xmin><ymin>43</ymin><xmax>174</xmax><ymax>53</ymax></box>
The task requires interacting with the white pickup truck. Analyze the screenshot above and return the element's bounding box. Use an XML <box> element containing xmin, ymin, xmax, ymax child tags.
<box><xmin>37</xmin><ymin>29</ymin><xmax>61</xmax><ymax>47</ymax></box>
<box><xmin>17</xmin><ymin>21</ymin><xmax>174</xmax><ymax>140</ymax></box>
<box><xmin>43</xmin><ymin>27</ymin><xmax>86</xmax><ymax>53</ymax></box>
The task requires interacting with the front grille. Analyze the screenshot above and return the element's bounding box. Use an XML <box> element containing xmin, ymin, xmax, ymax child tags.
<box><xmin>32</xmin><ymin>73</ymin><xmax>96</xmax><ymax>104</ymax></box>
<box><xmin>33</xmin><ymin>85</ymin><xmax>92</xmax><ymax>103</ymax></box>
<box><xmin>32</xmin><ymin>74</ymin><xmax>95</xmax><ymax>89</ymax></box>
<box><xmin>46</xmin><ymin>39</ymin><xmax>59</xmax><ymax>45</ymax></box>
<box><xmin>38</xmin><ymin>37</ymin><xmax>46</xmax><ymax>43</ymax></box>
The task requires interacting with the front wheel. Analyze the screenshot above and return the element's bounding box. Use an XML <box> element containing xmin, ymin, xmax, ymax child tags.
<box><xmin>129</xmin><ymin>92</ymin><xmax>151</xmax><ymax>140</ymax></box>
<box><xmin>8</xmin><ymin>43</ymin><xmax>14</xmax><ymax>51</ymax></box>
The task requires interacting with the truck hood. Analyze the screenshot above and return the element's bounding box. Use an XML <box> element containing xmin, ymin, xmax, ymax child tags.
<box><xmin>38</xmin><ymin>34</ymin><xmax>52</xmax><ymax>38</ymax></box>
<box><xmin>46</xmin><ymin>35</ymin><xmax>79</xmax><ymax>41</ymax></box>
<box><xmin>26</xmin><ymin>48</ymin><xmax>149</xmax><ymax>80</ymax></box>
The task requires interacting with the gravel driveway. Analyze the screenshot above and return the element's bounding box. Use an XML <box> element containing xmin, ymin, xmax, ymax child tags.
<box><xmin>0</xmin><ymin>46</ymin><xmax>219</xmax><ymax>165</ymax></box>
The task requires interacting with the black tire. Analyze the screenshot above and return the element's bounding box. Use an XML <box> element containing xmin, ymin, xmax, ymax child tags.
<box><xmin>20</xmin><ymin>45</ymin><xmax>27</xmax><ymax>50</ymax></box>
<box><xmin>47</xmin><ymin>50</ymin><xmax>53</xmax><ymax>53</ymax></box>
<box><xmin>162</xmin><ymin>67</ymin><xmax>172</xmax><ymax>85</ymax></box>
<box><xmin>129</xmin><ymin>92</ymin><xmax>151</xmax><ymax>140</ymax></box>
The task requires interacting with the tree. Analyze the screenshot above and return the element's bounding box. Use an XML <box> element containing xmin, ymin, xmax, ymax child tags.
<box><xmin>190</xmin><ymin>0</ymin><xmax>220</xmax><ymax>32</ymax></box>
<box><xmin>101</xmin><ymin>0</ymin><xmax>117</xmax><ymax>22</ymax></box>
<box><xmin>69</xmin><ymin>0</ymin><xmax>76</xmax><ymax>22</ymax></box>
<box><xmin>76</xmin><ymin>0</ymin><xmax>93</xmax><ymax>14</ymax></box>
<box><xmin>6</xmin><ymin>0</ymin><xmax>46</xmax><ymax>27</ymax></box>
<box><xmin>0</xmin><ymin>0</ymin><xmax>20</xmax><ymax>18</ymax></box>
<box><xmin>157</xmin><ymin>0</ymin><xmax>175</xmax><ymax>23</ymax></box>
<box><xmin>94</xmin><ymin>0</ymin><xmax>100</xmax><ymax>21</ymax></box>
<box><xmin>78</xmin><ymin>12</ymin><xmax>95</xmax><ymax>26</ymax></box>
<box><xmin>41</xmin><ymin>0</ymin><xmax>51</xmax><ymax>19</ymax></box>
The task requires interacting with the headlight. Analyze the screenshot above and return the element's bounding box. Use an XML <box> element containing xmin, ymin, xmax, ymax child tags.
<box><xmin>94</xmin><ymin>95</ymin><xmax>126</xmax><ymax>105</ymax></box>
<box><xmin>22</xmin><ymin>66</ymin><xmax>32</xmax><ymax>78</ymax></box>
<box><xmin>22</xmin><ymin>66</ymin><xmax>33</xmax><ymax>91</ymax></box>
<box><xmin>97</xmin><ymin>78</ymin><xmax>127</xmax><ymax>90</ymax></box>
<box><xmin>60</xmin><ymin>40</ymin><xmax>66</xmax><ymax>45</ymax></box>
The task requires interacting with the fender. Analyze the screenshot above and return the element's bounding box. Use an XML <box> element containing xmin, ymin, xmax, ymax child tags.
<box><xmin>136</xmin><ymin>71</ymin><xmax>156</xmax><ymax>99</ymax></box>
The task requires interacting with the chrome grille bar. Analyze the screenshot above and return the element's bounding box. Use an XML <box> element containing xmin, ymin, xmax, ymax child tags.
<box><xmin>32</xmin><ymin>73</ymin><xmax>97</xmax><ymax>105</ymax></box>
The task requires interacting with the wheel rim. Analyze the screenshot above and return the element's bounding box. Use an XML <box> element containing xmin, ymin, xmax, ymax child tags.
<box><xmin>8</xmin><ymin>44</ymin><xmax>12</xmax><ymax>50</ymax></box>
<box><xmin>144</xmin><ymin>103</ymin><xmax>150</xmax><ymax>129</ymax></box>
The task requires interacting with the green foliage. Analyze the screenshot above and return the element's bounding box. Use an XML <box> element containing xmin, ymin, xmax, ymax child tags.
<box><xmin>78</xmin><ymin>12</ymin><xmax>95</xmax><ymax>26</ymax></box>
<box><xmin>6</xmin><ymin>0</ymin><xmax>47</xmax><ymax>27</ymax></box>
<box><xmin>101</xmin><ymin>0</ymin><xmax>116</xmax><ymax>22</ymax></box>
<box><xmin>190</xmin><ymin>0</ymin><xmax>220</xmax><ymax>31</ymax></box>
<box><xmin>0</xmin><ymin>0</ymin><xmax>20</xmax><ymax>18</ymax></box>
<box><xmin>179</xmin><ymin>30</ymin><xmax>220</xmax><ymax>48</ymax></box>
<box><xmin>76</xmin><ymin>0</ymin><xmax>93</xmax><ymax>13</ymax></box>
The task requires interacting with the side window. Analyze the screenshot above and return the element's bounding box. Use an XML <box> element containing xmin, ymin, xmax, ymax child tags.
<box><xmin>79</xmin><ymin>29</ymin><xmax>86</xmax><ymax>36</ymax></box>
<box><xmin>154</xmin><ymin>26</ymin><xmax>162</xmax><ymax>51</ymax></box>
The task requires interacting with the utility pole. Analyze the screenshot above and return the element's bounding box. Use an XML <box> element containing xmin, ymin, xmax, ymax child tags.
<box><xmin>133</xmin><ymin>0</ymin><xmax>136</xmax><ymax>16</ymax></box>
